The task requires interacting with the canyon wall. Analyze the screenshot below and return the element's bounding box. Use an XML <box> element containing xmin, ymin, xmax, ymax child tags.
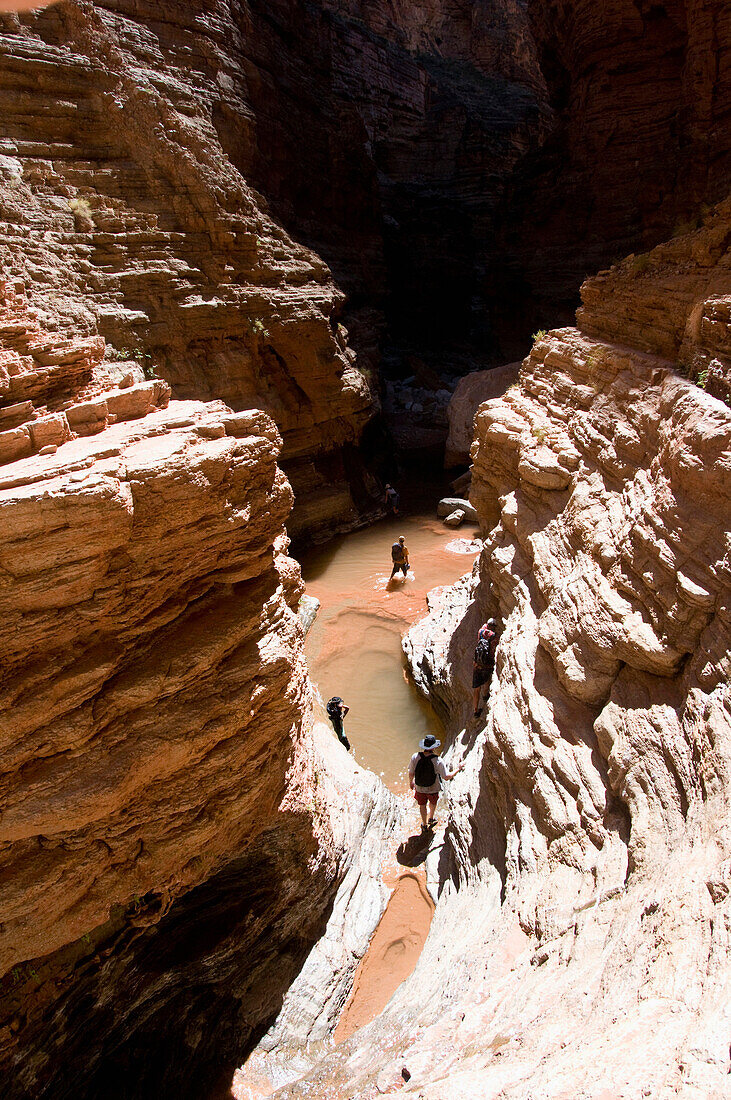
<box><xmin>235</xmin><ymin>204</ymin><xmax>731</xmax><ymax>1098</ymax></box>
<box><xmin>495</xmin><ymin>0</ymin><xmax>731</xmax><ymax>345</ymax></box>
<box><xmin>242</xmin><ymin>0</ymin><xmax>731</xmax><ymax>360</ymax></box>
<box><xmin>0</xmin><ymin>0</ymin><xmax>379</xmax><ymax>539</ymax></box>
<box><xmin>0</xmin><ymin>279</ymin><xmax>396</xmax><ymax>1098</ymax></box>
<box><xmin>4</xmin><ymin>0</ymin><xmax>726</xmax><ymax>410</ymax></box>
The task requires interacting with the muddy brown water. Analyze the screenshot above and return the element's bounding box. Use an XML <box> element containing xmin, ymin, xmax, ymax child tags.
<box><xmin>299</xmin><ymin>512</ymin><xmax>480</xmax><ymax>788</ymax></box>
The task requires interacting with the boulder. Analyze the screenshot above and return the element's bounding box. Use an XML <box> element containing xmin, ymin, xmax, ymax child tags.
<box><xmin>437</xmin><ymin>496</ymin><xmax>477</xmax><ymax>522</ymax></box>
<box><xmin>443</xmin><ymin>508</ymin><xmax>465</xmax><ymax>527</ymax></box>
<box><xmin>297</xmin><ymin>593</ymin><xmax>320</xmax><ymax>635</ymax></box>
<box><xmin>445</xmin><ymin>362</ymin><xmax>521</xmax><ymax>467</ymax></box>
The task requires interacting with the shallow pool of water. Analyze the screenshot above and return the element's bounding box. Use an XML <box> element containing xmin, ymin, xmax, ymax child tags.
<box><xmin>298</xmin><ymin>512</ymin><xmax>480</xmax><ymax>787</ymax></box>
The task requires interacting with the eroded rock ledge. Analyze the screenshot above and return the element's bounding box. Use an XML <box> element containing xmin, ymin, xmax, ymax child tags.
<box><xmin>0</xmin><ymin>282</ymin><xmax>394</xmax><ymax>1097</ymax></box>
<box><xmin>0</xmin><ymin>0</ymin><xmax>378</xmax><ymax>538</ymax></box>
<box><xmin>241</xmin><ymin>206</ymin><xmax>731</xmax><ymax>1099</ymax></box>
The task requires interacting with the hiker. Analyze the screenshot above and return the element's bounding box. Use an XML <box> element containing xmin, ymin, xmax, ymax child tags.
<box><xmin>408</xmin><ymin>734</ymin><xmax>464</xmax><ymax>831</ymax></box>
<box><xmin>390</xmin><ymin>535</ymin><xmax>410</xmax><ymax>578</ymax></box>
<box><xmin>326</xmin><ymin>696</ymin><xmax>351</xmax><ymax>751</ymax></box>
<box><xmin>473</xmin><ymin>618</ymin><xmax>498</xmax><ymax>717</ymax></box>
<box><xmin>384</xmin><ymin>483</ymin><xmax>400</xmax><ymax>515</ymax></box>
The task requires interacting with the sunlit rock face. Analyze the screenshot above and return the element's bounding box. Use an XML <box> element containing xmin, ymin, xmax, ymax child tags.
<box><xmin>0</xmin><ymin>0</ymin><xmax>378</xmax><ymax>539</ymax></box>
<box><xmin>239</xmin><ymin>206</ymin><xmax>731</xmax><ymax>1100</ymax></box>
<box><xmin>0</xmin><ymin>281</ymin><xmax>394</xmax><ymax>1097</ymax></box>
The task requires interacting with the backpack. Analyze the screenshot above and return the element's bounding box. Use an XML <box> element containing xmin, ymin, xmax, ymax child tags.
<box><xmin>474</xmin><ymin>634</ymin><xmax>495</xmax><ymax>668</ymax></box>
<box><xmin>391</xmin><ymin>542</ymin><xmax>404</xmax><ymax>562</ymax></box>
<box><xmin>326</xmin><ymin>697</ymin><xmax>342</xmax><ymax>718</ymax></box>
<box><xmin>414</xmin><ymin>752</ymin><xmax>437</xmax><ymax>787</ymax></box>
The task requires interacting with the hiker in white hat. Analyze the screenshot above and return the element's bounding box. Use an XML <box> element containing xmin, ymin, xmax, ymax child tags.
<box><xmin>408</xmin><ymin>733</ymin><xmax>464</xmax><ymax>831</ymax></box>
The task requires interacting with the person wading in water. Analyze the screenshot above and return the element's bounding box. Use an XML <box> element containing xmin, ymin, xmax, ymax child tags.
<box><xmin>390</xmin><ymin>535</ymin><xmax>410</xmax><ymax>579</ymax></box>
<box><xmin>408</xmin><ymin>734</ymin><xmax>463</xmax><ymax>831</ymax></box>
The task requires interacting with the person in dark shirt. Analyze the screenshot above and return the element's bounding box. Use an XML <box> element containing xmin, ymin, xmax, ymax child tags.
<box><xmin>390</xmin><ymin>535</ymin><xmax>410</xmax><ymax>578</ymax></box>
<box><xmin>325</xmin><ymin>696</ymin><xmax>351</xmax><ymax>751</ymax></box>
<box><xmin>384</xmin><ymin>483</ymin><xmax>400</xmax><ymax>515</ymax></box>
<box><xmin>473</xmin><ymin>618</ymin><xmax>498</xmax><ymax>717</ymax></box>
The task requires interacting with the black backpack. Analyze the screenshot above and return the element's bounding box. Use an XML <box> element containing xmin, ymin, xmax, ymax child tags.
<box><xmin>474</xmin><ymin>634</ymin><xmax>495</xmax><ymax>668</ymax></box>
<box><xmin>414</xmin><ymin>752</ymin><xmax>437</xmax><ymax>786</ymax></box>
<box><xmin>326</xmin><ymin>697</ymin><xmax>342</xmax><ymax>718</ymax></box>
<box><xmin>391</xmin><ymin>542</ymin><xmax>404</xmax><ymax>562</ymax></box>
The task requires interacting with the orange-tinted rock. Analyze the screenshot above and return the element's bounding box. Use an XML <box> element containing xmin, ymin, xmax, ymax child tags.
<box><xmin>0</xmin><ymin>8</ymin><xmax>378</xmax><ymax>536</ymax></box>
<box><xmin>0</xmin><ymin>275</ymin><xmax>397</xmax><ymax>1095</ymax></box>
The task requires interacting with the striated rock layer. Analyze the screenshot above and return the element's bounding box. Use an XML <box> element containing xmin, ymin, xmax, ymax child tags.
<box><xmin>0</xmin><ymin>282</ymin><xmax>396</xmax><ymax>1097</ymax></box>
<box><xmin>3</xmin><ymin>0</ymin><xmax>727</xmax><ymax>404</ymax></box>
<box><xmin>238</xmin><ymin>206</ymin><xmax>731</xmax><ymax>1097</ymax></box>
<box><xmin>0</xmin><ymin>0</ymin><xmax>378</xmax><ymax>538</ymax></box>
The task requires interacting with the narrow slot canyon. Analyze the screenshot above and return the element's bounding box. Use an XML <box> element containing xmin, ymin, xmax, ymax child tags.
<box><xmin>0</xmin><ymin>1</ymin><xmax>729</xmax><ymax>1098</ymax></box>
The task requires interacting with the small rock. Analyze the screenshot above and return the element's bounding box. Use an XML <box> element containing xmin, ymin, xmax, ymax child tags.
<box><xmin>444</xmin><ymin>508</ymin><xmax>465</xmax><ymax>527</ymax></box>
<box><xmin>38</xmin><ymin>444</ymin><xmax>57</xmax><ymax>455</ymax></box>
<box><xmin>196</xmin><ymin>423</ymin><xmax>226</xmax><ymax>440</ymax></box>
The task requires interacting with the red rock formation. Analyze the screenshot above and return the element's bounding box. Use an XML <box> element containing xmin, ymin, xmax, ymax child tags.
<box><xmin>495</xmin><ymin>0</ymin><xmax>731</xmax><ymax>346</ymax></box>
<box><xmin>234</xmin><ymin>204</ymin><xmax>731</xmax><ymax>1100</ymax></box>
<box><xmin>0</xmin><ymin>0</ymin><xmax>378</xmax><ymax>538</ymax></box>
<box><xmin>2</xmin><ymin>0</ymin><xmax>727</xmax><ymax>409</ymax></box>
<box><xmin>235</xmin><ymin>0</ymin><xmax>731</xmax><ymax>360</ymax></box>
<box><xmin>0</xmin><ymin>283</ymin><xmax>398</xmax><ymax>1097</ymax></box>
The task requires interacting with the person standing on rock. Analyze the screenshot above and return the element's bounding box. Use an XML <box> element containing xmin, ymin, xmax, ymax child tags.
<box><xmin>384</xmin><ymin>483</ymin><xmax>400</xmax><ymax>515</ymax></box>
<box><xmin>409</xmin><ymin>734</ymin><xmax>463</xmax><ymax>831</ymax></box>
<box><xmin>473</xmin><ymin>618</ymin><xmax>498</xmax><ymax>717</ymax></box>
<box><xmin>390</xmin><ymin>535</ymin><xmax>410</xmax><ymax>578</ymax></box>
<box><xmin>326</xmin><ymin>696</ymin><xmax>351</xmax><ymax>751</ymax></box>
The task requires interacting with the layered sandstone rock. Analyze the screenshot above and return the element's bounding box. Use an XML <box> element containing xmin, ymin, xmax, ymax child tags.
<box><xmin>0</xmin><ymin>0</ymin><xmax>378</xmax><ymax>538</ymax></box>
<box><xmin>236</xmin><ymin>209</ymin><xmax>731</xmax><ymax>1099</ymax></box>
<box><xmin>496</xmin><ymin>0</ymin><xmax>731</xmax><ymax>346</ymax></box>
<box><xmin>0</xmin><ymin>281</ymin><xmax>396</xmax><ymax>1096</ymax></box>
<box><xmin>2</xmin><ymin>0</ymin><xmax>727</xmax><ymax>432</ymax></box>
<box><xmin>242</xmin><ymin>0</ymin><xmax>730</xmax><ymax>360</ymax></box>
<box><xmin>445</xmin><ymin>361</ymin><xmax>521</xmax><ymax>466</ymax></box>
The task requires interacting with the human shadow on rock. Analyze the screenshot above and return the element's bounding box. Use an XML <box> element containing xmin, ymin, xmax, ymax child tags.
<box><xmin>397</xmin><ymin>832</ymin><xmax>432</xmax><ymax>867</ymax></box>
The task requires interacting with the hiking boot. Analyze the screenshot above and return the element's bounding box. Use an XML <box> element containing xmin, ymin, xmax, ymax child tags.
<box><xmin>427</xmin><ymin>818</ymin><xmax>436</xmax><ymax>828</ymax></box>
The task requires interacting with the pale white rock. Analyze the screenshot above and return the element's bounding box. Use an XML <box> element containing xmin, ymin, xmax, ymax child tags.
<box><xmin>445</xmin><ymin>362</ymin><xmax>521</xmax><ymax>466</ymax></box>
<box><xmin>437</xmin><ymin>496</ymin><xmax>477</xmax><ymax>522</ymax></box>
